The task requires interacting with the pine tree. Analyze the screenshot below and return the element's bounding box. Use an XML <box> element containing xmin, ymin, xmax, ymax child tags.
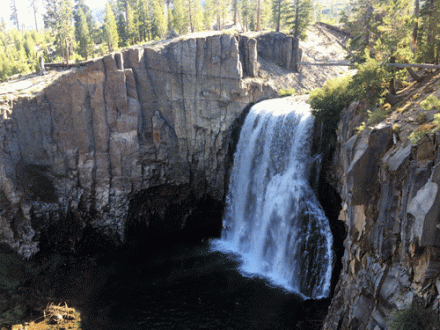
<box><xmin>126</xmin><ymin>2</ymin><xmax>136</xmax><ymax>45</ymax></box>
<box><xmin>29</xmin><ymin>0</ymin><xmax>39</xmax><ymax>31</ymax></box>
<box><xmin>259</xmin><ymin>0</ymin><xmax>271</xmax><ymax>29</ymax></box>
<box><xmin>23</xmin><ymin>31</ymin><xmax>37</xmax><ymax>60</ymax></box>
<box><xmin>255</xmin><ymin>0</ymin><xmax>261</xmax><ymax>30</ymax></box>
<box><xmin>117</xmin><ymin>11</ymin><xmax>127</xmax><ymax>47</ymax></box>
<box><xmin>43</xmin><ymin>0</ymin><xmax>75</xmax><ymax>63</ymax></box>
<box><xmin>339</xmin><ymin>0</ymin><xmax>378</xmax><ymax>59</ymax></box>
<box><xmin>137</xmin><ymin>0</ymin><xmax>151</xmax><ymax>41</ymax></box>
<box><xmin>10</xmin><ymin>0</ymin><xmax>20</xmax><ymax>30</ymax></box>
<box><xmin>215</xmin><ymin>0</ymin><xmax>228</xmax><ymax>30</ymax></box>
<box><xmin>241</xmin><ymin>0</ymin><xmax>250</xmax><ymax>30</ymax></box>
<box><xmin>186</xmin><ymin>0</ymin><xmax>203</xmax><ymax>32</ymax></box>
<box><xmin>192</xmin><ymin>0</ymin><xmax>203</xmax><ymax>31</ymax></box>
<box><xmin>203</xmin><ymin>0</ymin><xmax>215</xmax><ymax>30</ymax></box>
<box><xmin>287</xmin><ymin>0</ymin><xmax>312</xmax><ymax>39</ymax></box>
<box><xmin>150</xmin><ymin>0</ymin><xmax>167</xmax><ymax>39</ymax></box>
<box><xmin>103</xmin><ymin>2</ymin><xmax>119</xmax><ymax>51</ymax></box>
<box><xmin>272</xmin><ymin>0</ymin><xmax>288</xmax><ymax>31</ymax></box>
<box><xmin>250</xmin><ymin>0</ymin><xmax>269</xmax><ymax>31</ymax></box>
<box><xmin>417</xmin><ymin>0</ymin><xmax>440</xmax><ymax>63</ymax></box>
<box><xmin>76</xmin><ymin>7</ymin><xmax>92</xmax><ymax>59</ymax></box>
<box><xmin>74</xmin><ymin>0</ymin><xmax>95</xmax><ymax>41</ymax></box>
<box><xmin>173</xmin><ymin>0</ymin><xmax>187</xmax><ymax>34</ymax></box>
<box><xmin>374</xmin><ymin>0</ymin><xmax>414</xmax><ymax>62</ymax></box>
<box><xmin>232</xmin><ymin>0</ymin><xmax>239</xmax><ymax>25</ymax></box>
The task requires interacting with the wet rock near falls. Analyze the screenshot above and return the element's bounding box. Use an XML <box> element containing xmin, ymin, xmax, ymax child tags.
<box><xmin>0</xmin><ymin>32</ymin><xmax>304</xmax><ymax>258</ymax></box>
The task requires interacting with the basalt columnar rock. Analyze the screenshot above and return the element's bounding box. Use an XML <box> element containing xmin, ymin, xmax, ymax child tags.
<box><xmin>0</xmin><ymin>33</ymin><xmax>303</xmax><ymax>258</ymax></box>
<box><xmin>323</xmin><ymin>100</ymin><xmax>440</xmax><ymax>330</ymax></box>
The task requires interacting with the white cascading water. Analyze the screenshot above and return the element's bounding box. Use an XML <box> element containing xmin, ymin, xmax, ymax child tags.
<box><xmin>212</xmin><ymin>98</ymin><xmax>333</xmax><ymax>299</ymax></box>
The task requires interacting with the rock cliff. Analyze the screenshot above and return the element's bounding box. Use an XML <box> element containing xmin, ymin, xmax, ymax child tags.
<box><xmin>323</xmin><ymin>73</ymin><xmax>440</xmax><ymax>329</ymax></box>
<box><xmin>0</xmin><ymin>33</ymin><xmax>305</xmax><ymax>258</ymax></box>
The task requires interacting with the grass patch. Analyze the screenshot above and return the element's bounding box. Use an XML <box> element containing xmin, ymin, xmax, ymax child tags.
<box><xmin>408</xmin><ymin>123</ymin><xmax>435</xmax><ymax>144</ymax></box>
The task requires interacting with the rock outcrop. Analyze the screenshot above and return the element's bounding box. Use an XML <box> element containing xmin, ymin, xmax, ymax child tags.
<box><xmin>323</xmin><ymin>100</ymin><xmax>440</xmax><ymax>329</ymax></box>
<box><xmin>0</xmin><ymin>33</ymin><xmax>304</xmax><ymax>258</ymax></box>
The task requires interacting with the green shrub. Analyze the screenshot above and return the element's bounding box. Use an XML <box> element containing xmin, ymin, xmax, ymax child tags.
<box><xmin>433</xmin><ymin>113</ymin><xmax>440</xmax><ymax>129</ymax></box>
<box><xmin>408</xmin><ymin>123</ymin><xmax>435</xmax><ymax>143</ymax></box>
<box><xmin>420</xmin><ymin>95</ymin><xmax>440</xmax><ymax>110</ymax></box>
<box><xmin>356</xmin><ymin>122</ymin><xmax>366</xmax><ymax>134</ymax></box>
<box><xmin>416</xmin><ymin>113</ymin><xmax>428</xmax><ymax>124</ymax></box>
<box><xmin>349</xmin><ymin>55</ymin><xmax>389</xmax><ymax>104</ymax></box>
<box><xmin>309</xmin><ymin>55</ymin><xmax>390</xmax><ymax>152</ymax></box>
<box><xmin>388</xmin><ymin>304</ymin><xmax>440</xmax><ymax>330</ymax></box>
<box><xmin>278</xmin><ymin>88</ymin><xmax>297</xmax><ymax>97</ymax></box>
<box><xmin>309</xmin><ymin>74</ymin><xmax>353</xmax><ymax>134</ymax></box>
<box><xmin>367</xmin><ymin>108</ymin><xmax>388</xmax><ymax>125</ymax></box>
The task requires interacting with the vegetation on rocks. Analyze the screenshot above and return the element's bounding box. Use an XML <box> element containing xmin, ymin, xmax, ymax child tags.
<box><xmin>388</xmin><ymin>304</ymin><xmax>440</xmax><ymax>330</ymax></box>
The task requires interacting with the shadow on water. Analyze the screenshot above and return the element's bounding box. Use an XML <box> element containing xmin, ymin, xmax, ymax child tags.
<box><xmin>79</xmin><ymin>240</ymin><xmax>329</xmax><ymax>330</ymax></box>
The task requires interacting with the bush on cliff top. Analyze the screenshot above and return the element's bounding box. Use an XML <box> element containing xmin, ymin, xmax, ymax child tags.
<box><xmin>308</xmin><ymin>55</ymin><xmax>389</xmax><ymax>151</ymax></box>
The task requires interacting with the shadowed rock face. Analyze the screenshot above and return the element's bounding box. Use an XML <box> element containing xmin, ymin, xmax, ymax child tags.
<box><xmin>0</xmin><ymin>33</ymin><xmax>304</xmax><ymax>258</ymax></box>
<box><xmin>323</xmin><ymin>102</ymin><xmax>440</xmax><ymax>330</ymax></box>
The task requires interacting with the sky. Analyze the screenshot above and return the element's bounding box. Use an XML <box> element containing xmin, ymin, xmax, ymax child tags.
<box><xmin>0</xmin><ymin>0</ymin><xmax>108</xmax><ymax>30</ymax></box>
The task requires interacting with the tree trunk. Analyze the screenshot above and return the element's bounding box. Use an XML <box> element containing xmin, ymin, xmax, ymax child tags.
<box><xmin>256</xmin><ymin>0</ymin><xmax>261</xmax><ymax>31</ymax></box>
<box><xmin>384</xmin><ymin>92</ymin><xmax>402</xmax><ymax>106</ymax></box>
<box><xmin>406</xmin><ymin>67</ymin><xmax>423</xmax><ymax>82</ymax></box>
<box><xmin>233</xmin><ymin>0</ymin><xmax>238</xmax><ymax>25</ymax></box>
<box><xmin>32</xmin><ymin>1</ymin><xmax>39</xmax><ymax>32</ymax></box>
<box><xmin>188</xmin><ymin>0</ymin><xmax>194</xmax><ymax>32</ymax></box>
<box><xmin>167</xmin><ymin>0</ymin><xmax>172</xmax><ymax>31</ymax></box>
<box><xmin>276</xmin><ymin>0</ymin><xmax>281</xmax><ymax>32</ymax></box>
<box><xmin>294</xmin><ymin>0</ymin><xmax>299</xmax><ymax>38</ymax></box>
<box><xmin>426</xmin><ymin>0</ymin><xmax>438</xmax><ymax>61</ymax></box>
<box><xmin>411</xmin><ymin>0</ymin><xmax>419</xmax><ymax>54</ymax></box>
<box><xmin>389</xmin><ymin>56</ymin><xmax>396</xmax><ymax>95</ymax></box>
<box><xmin>39</xmin><ymin>56</ymin><xmax>46</xmax><ymax>74</ymax></box>
<box><xmin>217</xmin><ymin>13</ymin><xmax>221</xmax><ymax>30</ymax></box>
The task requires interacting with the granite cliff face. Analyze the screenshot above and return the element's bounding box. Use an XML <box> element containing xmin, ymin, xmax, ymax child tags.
<box><xmin>0</xmin><ymin>33</ymin><xmax>304</xmax><ymax>257</ymax></box>
<box><xmin>323</xmin><ymin>87</ymin><xmax>440</xmax><ymax>329</ymax></box>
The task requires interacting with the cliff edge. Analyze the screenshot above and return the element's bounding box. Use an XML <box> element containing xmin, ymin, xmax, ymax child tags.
<box><xmin>324</xmin><ymin>70</ymin><xmax>440</xmax><ymax>329</ymax></box>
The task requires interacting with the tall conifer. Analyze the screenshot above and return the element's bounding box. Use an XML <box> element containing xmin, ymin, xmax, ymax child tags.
<box><xmin>103</xmin><ymin>2</ymin><xmax>119</xmax><ymax>52</ymax></box>
<box><xmin>76</xmin><ymin>7</ymin><xmax>92</xmax><ymax>59</ymax></box>
<box><xmin>10</xmin><ymin>0</ymin><xmax>20</xmax><ymax>30</ymax></box>
<box><xmin>151</xmin><ymin>0</ymin><xmax>167</xmax><ymax>39</ymax></box>
<box><xmin>173</xmin><ymin>0</ymin><xmax>187</xmax><ymax>34</ymax></box>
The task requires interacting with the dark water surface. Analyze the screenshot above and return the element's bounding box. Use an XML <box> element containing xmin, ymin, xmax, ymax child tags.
<box><xmin>83</xmin><ymin>241</ymin><xmax>329</xmax><ymax>330</ymax></box>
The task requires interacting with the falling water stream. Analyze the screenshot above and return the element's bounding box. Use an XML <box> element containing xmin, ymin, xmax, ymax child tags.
<box><xmin>212</xmin><ymin>98</ymin><xmax>333</xmax><ymax>299</ymax></box>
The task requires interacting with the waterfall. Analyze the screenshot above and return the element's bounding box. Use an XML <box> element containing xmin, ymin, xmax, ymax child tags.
<box><xmin>212</xmin><ymin>98</ymin><xmax>333</xmax><ymax>299</ymax></box>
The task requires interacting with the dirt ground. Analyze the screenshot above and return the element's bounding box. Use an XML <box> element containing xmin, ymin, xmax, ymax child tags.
<box><xmin>258</xmin><ymin>24</ymin><xmax>351</xmax><ymax>91</ymax></box>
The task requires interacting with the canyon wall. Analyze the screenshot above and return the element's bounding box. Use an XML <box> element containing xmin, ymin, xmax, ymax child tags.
<box><xmin>0</xmin><ymin>33</ymin><xmax>301</xmax><ymax>258</ymax></box>
<box><xmin>323</xmin><ymin>101</ymin><xmax>440</xmax><ymax>329</ymax></box>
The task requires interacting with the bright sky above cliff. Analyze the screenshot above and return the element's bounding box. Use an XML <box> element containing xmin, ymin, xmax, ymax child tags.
<box><xmin>0</xmin><ymin>0</ymin><xmax>108</xmax><ymax>30</ymax></box>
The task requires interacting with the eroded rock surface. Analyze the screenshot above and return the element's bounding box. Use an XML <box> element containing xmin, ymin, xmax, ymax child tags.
<box><xmin>324</xmin><ymin>101</ymin><xmax>440</xmax><ymax>330</ymax></box>
<box><xmin>0</xmin><ymin>34</ymin><xmax>292</xmax><ymax>257</ymax></box>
